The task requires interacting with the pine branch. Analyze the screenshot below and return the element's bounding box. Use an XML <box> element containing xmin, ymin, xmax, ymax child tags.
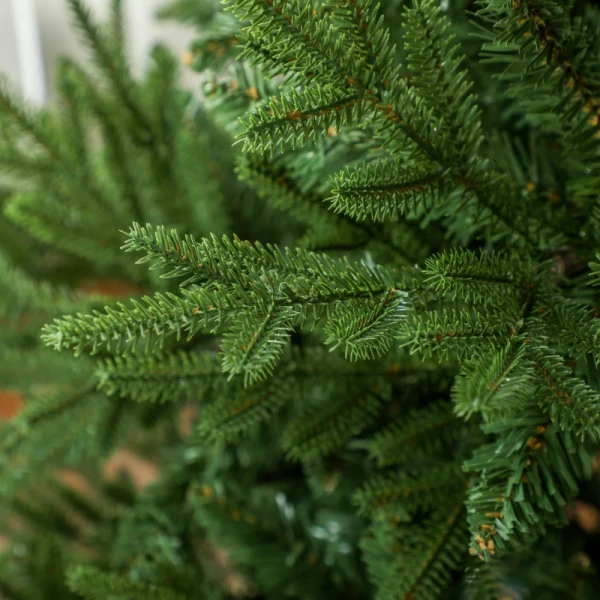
<box><xmin>403</xmin><ymin>0</ymin><xmax>484</xmax><ymax>159</ymax></box>
<box><xmin>422</xmin><ymin>249</ymin><xmax>522</xmax><ymax>304</ymax></box>
<box><xmin>60</xmin><ymin>58</ymin><xmax>144</xmax><ymax>223</ymax></box>
<box><xmin>328</xmin><ymin>160</ymin><xmax>451</xmax><ymax>222</ymax></box>
<box><xmin>238</xmin><ymin>86</ymin><xmax>372</xmax><ymax>155</ymax></box>
<box><xmin>354</xmin><ymin>463</ymin><xmax>466</xmax><ymax>518</ymax></box>
<box><xmin>199</xmin><ymin>378</ymin><xmax>287</xmax><ymax>443</ymax></box>
<box><xmin>533</xmin><ymin>344</ymin><xmax>600</xmax><ymax>441</ymax></box>
<box><xmin>237</xmin><ymin>153</ymin><xmax>366</xmax><ymax>242</ymax></box>
<box><xmin>96</xmin><ymin>350</ymin><xmax>224</xmax><ymax>403</ymax></box>
<box><xmin>66</xmin><ymin>0</ymin><xmax>154</xmax><ymax>141</ymax></box>
<box><xmin>452</xmin><ymin>341</ymin><xmax>535</xmax><ymax>421</ymax></box>
<box><xmin>230</xmin><ymin>0</ymin><xmax>542</xmax><ymax>246</ymax></box>
<box><xmin>396</xmin><ymin>503</ymin><xmax>469</xmax><ymax>600</ymax></box>
<box><xmin>464</xmin><ymin>407</ymin><xmax>592</xmax><ymax>558</ymax></box>
<box><xmin>122</xmin><ymin>223</ymin><xmax>396</xmax><ymax>296</ymax></box>
<box><xmin>109</xmin><ymin>0</ymin><xmax>126</xmax><ymax>59</ymax></box>
<box><xmin>361</xmin><ymin>500</ymin><xmax>469</xmax><ymax>600</ymax></box>
<box><xmin>324</xmin><ymin>290</ymin><xmax>408</xmax><ymax>360</ymax></box>
<box><xmin>66</xmin><ymin>565</ymin><xmax>190</xmax><ymax>600</ymax></box>
<box><xmin>226</xmin><ymin>0</ymin><xmax>365</xmax><ymax>87</ymax></box>
<box><xmin>4</xmin><ymin>192</ymin><xmax>124</xmax><ymax>266</ymax></box>
<box><xmin>589</xmin><ymin>253</ymin><xmax>600</xmax><ymax>287</ymax></box>
<box><xmin>45</xmin><ymin>225</ymin><xmax>403</xmax><ymax>368</ymax></box>
<box><xmin>0</xmin><ymin>384</ymin><xmax>119</xmax><ymax>496</ymax></box>
<box><xmin>323</xmin><ymin>0</ymin><xmax>396</xmax><ymax>87</ymax></box>
<box><xmin>477</xmin><ymin>0</ymin><xmax>600</xmax><ymax>208</ymax></box>
<box><xmin>367</xmin><ymin>401</ymin><xmax>460</xmax><ymax>467</ymax></box>
<box><xmin>0</xmin><ymin>251</ymin><xmax>104</xmax><ymax>326</ymax></box>
<box><xmin>0</xmin><ymin>81</ymin><xmax>62</xmax><ymax>161</ymax></box>
<box><xmin>221</xmin><ymin>302</ymin><xmax>297</xmax><ymax>385</ymax></box>
<box><xmin>281</xmin><ymin>392</ymin><xmax>383</xmax><ymax>462</ymax></box>
<box><xmin>533</xmin><ymin>289</ymin><xmax>600</xmax><ymax>359</ymax></box>
<box><xmin>41</xmin><ymin>289</ymin><xmax>234</xmax><ymax>355</ymax></box>
<box><xmin>461</xmin><ymin>561</ymin><xmax>511</xmax><ymax>600</ymax></box>
<box><xmin>399</xmin><ymin>310</ymin><xmax>513</xmax><ymax>360</ymax></box>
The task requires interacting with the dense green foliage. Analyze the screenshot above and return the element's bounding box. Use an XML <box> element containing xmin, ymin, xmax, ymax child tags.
<box><xmin>1</xmin><ymin>0</ymin><xmax>600</xmax><ymax>598</ymax></box>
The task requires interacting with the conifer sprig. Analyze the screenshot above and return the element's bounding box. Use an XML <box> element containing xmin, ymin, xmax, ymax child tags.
<box><xmin>354</xmin><ymin>463</ymin><xmax>466</xmax><ymax>518</ymax></box>
<box><xmin>66</xmin><ymin>0</ymin><xmax>154</xmax><ymax>139</ymax></box>
<box><xmin>41</xmin><ymin>290</ymin><xmax>232</xmax><ymax>355</ymax></box>
<box><xmin>403</xmin><ymin>0</ymin><xmax>485</xmax><ymax>158</ymax></box>
<box><xmin>367</xmin><ymin>401</ymin><xmax>460</xmax><ymax>467</ymax></box>
<box><xmin>44</xmin><ymin>225</ymin><xmax>406</xmax><ymax>382</ymax></box>
<box><xmin>4</xmin><ymin>0</ymin><xmax>600</xmax><ymax>595</ymax></box>
<box><xmin>422</xmin><ymin>249</ymin><xmax>522</xmax><ymax>304</ymax></box>
<box><xmin>66</xmin><ymin>565</ymin><xmax>190</xmax><ymax>600</ymax></box>
<box><xmin>221</xmin><ymin>302</ymin><xmax>297</xmax><ymax>385</ymax></box>
<box><xmin>96</xmin><ymin>350</ymin><xmax>224</xmax><ymax>403</ymax></box>
<box><xmin>399</xmin><ymin>310</ymin><xmax>512</xmax><ymax>360</ymax></box>
<box><xmin>452</xmin><ymin>342</ymin><xmax>535</xmax><ymax>421</ymax></box>
<box><xmin>199</xmin><ymin>377</ymin><xmax>288</xmax><ymax>443</ymax></box>
<box><xmin>464</xmin><ymin>408</ymin><xmax>592</xmax><ymax>558</ymax></box>
<box><xmin>329</xmin><ymin>160</ymin><xmax>452</xmax><ymax>222</ymax></box>
<box><xmin>533</xmin><ymin>346</ymin><xmax>600</xmax><ymax>441</ymax></box>
<box><xmin>361</xmin><ymin>501</ymin><xmax>469</xmax><ymax>599</ymax></box>
<box><xmin>281</xmin><ymin>392</ymin><xmax>383</xmax><ymax>462</ymax></box>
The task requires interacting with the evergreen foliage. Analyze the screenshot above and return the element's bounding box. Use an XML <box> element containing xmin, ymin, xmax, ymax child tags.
<box><xmin>1</xmin><ymin>0</ymin><xmax>600</xmax><ymax>598</ymax></box>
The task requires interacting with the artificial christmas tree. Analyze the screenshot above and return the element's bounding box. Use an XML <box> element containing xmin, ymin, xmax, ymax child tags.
<box><xmin>1</xmin><ymin>0</ymin><xmax>600</xmax><ymax>598</ymax></box>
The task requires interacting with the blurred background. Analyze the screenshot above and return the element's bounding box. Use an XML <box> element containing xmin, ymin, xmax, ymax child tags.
<box><xmin>0</xmin><ymin>0</ymin><xmax>194</xmax><ymax>105</ymax></box>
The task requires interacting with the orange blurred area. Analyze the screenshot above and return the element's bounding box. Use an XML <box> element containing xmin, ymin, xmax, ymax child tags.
<box><xmin>0</xmin><ymin>390</ymin><xmax>24</xmax><ymax>420</ymax></box>
<box><xmin>567</xmin><ymin>500</ymin><xmax>600</xmax><ymax>534</ymax></box>
<box><xmin>77</xmin><ymin>278</ymin><xmax>143</xmax><ymax>297</ymax></box>
<box><xmin>102</xmin><ymin>448</ymin><xmax>160</xmax><ymax>491</ymax></box>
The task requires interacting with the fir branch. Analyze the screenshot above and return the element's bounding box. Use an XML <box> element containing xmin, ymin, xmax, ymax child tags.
<box><xmin>0</xmin><ymin>384</ymin><xmax>118</xmax><ymax>496</ymax></box>
<box><xmin>66</xmin><ymin>0</ymin><xmax>154</xmax><ymax>141</ymax></box>
<box><xmin>361</xmin><ymin>500</ymin><xmax>469</xmax><ymax>600</ymax></box>
<box><xmin>354</xmin><ymin>463</ymin><xmax>466</xmax><ymax>518</ymax></box>
<box><xmin>533</xmin><ymin>289</ymin><xmax>600</xmax><ymax>359</ymax></box>
<box><xmin>231</xmin><ymin>0</ymin><xmax>541</xmax><ymax>245</ymax></box>
<box><xmin>324</xmin><ymin>290</ymin><xmax>408</xmax><ymax>360</ymax></box>
<box><xmin>109</xmin><ymin>0</ymin><xmax>126</xmax><ymax>59</ymax></box>
<box><xmin>533</xmin><ymin>345</ymin><xmax>600</xmax><ymax>441</ymax></box>
<box><xmin>4</xmin><ymin>192</ymin><xmax>125</xmax><ymax>267</ymax></box>
<box><xmin>464</xmin><ymin>408</ymin><xmax>592</xmax><ymax>558</ymax></box>
<box><xmin>123</xmin><ymin>223</ymin><xmax>400</xmax><ymax>310</ymax></box>
<box><xmin>66</xmin><ymin>565</ymin><xmax>190</xmax><ymax>600</ymax></box>
<box><xmin>403</xmin><ymin>0</ymin><xmax>484</xmax><ymax>158</ymax></box>
<box><xmin>60</xmin><ymin>58</ymin><xmax>145</xmax><ymax>223</ymax></box>
<box><xmin>0</xmin><ymin>251</ymin><xmax>104</xmax><ymax>326</ymax></box>
<box><xmin>367</xmin><ymin>401</ymin><xmax>460</xmax><ymax>467</ymax></box>
<box><xmin>96</xmin><ymin>350</ymin><xmax>224</xmax><ymax>403</ymax></box>
<box><xmin>323</xmin><ymin>0</ymin><xmax>396</xmax><ymax>86</ymax></box>
<box><xmin>41</xmin><ymin>289</ymin><xmax>236</xmax><ymax>355</ymax></box>
<box><xmin>238</xmin><ymin>86</ymin><xmax>372</xmax><ymax>155</ymax></box>
<box><xmin>226</xmin><ymin>0</ymin><xmax>360</xmax><ymax>86</ymax></box>
<box><xmin>282</xmin><ymin>392</ymin><xmax>382</xmax><ymax>462</ymax></box>
<box><xmin>237</xmin><ymin>153</ymin><xmax>367</xmax><ymax>243</ymax></box>
<box><xmin>328</xmin><ymin>160</ymin><xmax>452</xmax><ymax>222</ymax></box>
<box><xmin>452</xmin><ymin>341</ymin><xmax>535</xmax><ymax>421</ymax></box>
<box><xmin>462</xmin><ymin>562</ymin><xmax>512</xmax><ymax>600</ymax></box>
<box><xmin>589</xmin><ymin>253</ymin><xmax>600</xmax><ymax>287</ymax></box>
<box><xmin>221</xmin><ymin>302</ymin><xmax>297</xmax><ymax>385</ymax></box>
<box><xmin>422</xmin><ymin>249</ymin><xmax>522</xmax><ymax>304</ymax></box>
<box><xmin>397</xmin><ymin>503</ymin><xmax>469</xmax><ymax>600</ymax></box>
<box><xmin>44</xmin><ymin>226</ymin><xmax>402</xmax><ymax>360</ymax></box>
<box><xmin>0</xmin><ymin>384</ymin><xmax>95</xmax><ymax>455</ymax></box>
<box><xmin>199</xmin><ymin>378</ymin><xmax>287</xmax><ymax>443</ymax></box>
<box><xmin>399</xmin><ymin>310</ymin><xmax>512</xmax><ymax>360</ymax></box>
<box><xmin>0</xmin><ymin>82</ymin><xmax>61</xmax><ymax>161</ymax></box>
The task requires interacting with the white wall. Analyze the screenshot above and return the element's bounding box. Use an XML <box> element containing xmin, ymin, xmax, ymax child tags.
<box><xmin>0</xmin><ymin>0</ymin><xmax>195</xmax><ymax>104</ymax></box>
